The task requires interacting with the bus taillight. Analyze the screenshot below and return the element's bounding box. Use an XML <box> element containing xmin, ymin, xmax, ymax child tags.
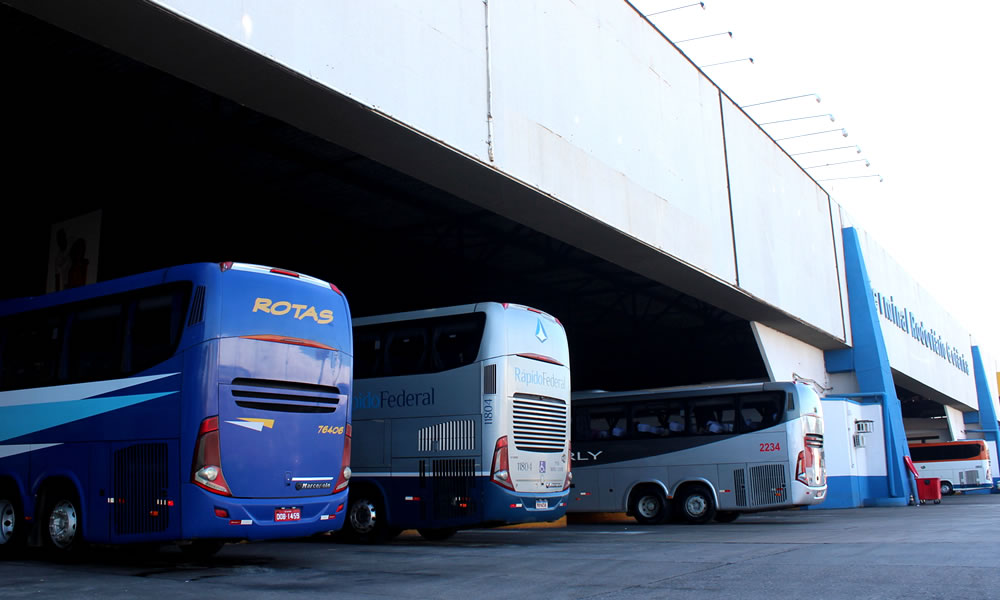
<box><xmin>192</xmin><ymin>416</ymin><xmax>233</xmax><ymax>496</ymax></box>
<box><xmin>491</xmin><ymin>436</ymin><xmax>515</xmax><ymax>490</ymax></box>
<box><xmin>563</xmin><ymin>443</ymin><xmax>573</xmax><ymax>490</ymax></box>
<box><xmin>334</xmin><ymin>424</ymin><xmax>352</xmax><ymax>493</ymax></box>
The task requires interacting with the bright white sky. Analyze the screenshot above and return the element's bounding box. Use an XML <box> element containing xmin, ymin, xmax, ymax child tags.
<box><xmin>634</xmin><ymin>0</ymin><xmax>1000</xmax><ymax>372</ymax></box>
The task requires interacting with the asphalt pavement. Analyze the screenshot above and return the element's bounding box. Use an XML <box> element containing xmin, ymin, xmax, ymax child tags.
<box><xmin>2</xmin><ymin>493</ymin><xmax>998</xmax><ymax>599</ymax></box>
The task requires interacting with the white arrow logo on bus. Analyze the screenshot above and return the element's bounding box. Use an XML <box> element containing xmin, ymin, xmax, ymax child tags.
<box><xmin>535</xmin><ymin>319</ymin><xmax>548</xmax><ymax>343</ymax></box>
<box><xmin>226</xmin><ymin>418</ymin><xmax>275</xmax><ymax>432</ymax></box>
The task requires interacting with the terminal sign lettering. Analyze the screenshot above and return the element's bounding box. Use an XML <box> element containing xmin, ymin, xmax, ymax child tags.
<box><xmin>872</xmin><ymin>288</ymin><xmax>969</xmax><ymax>375</ymax></box>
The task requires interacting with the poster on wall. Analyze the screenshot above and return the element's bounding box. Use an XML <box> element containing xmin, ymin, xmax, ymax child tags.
<box><xmin>47</xmin><ymin>210</ymin><xmax>101</xmax><ymax>293</ymax></box>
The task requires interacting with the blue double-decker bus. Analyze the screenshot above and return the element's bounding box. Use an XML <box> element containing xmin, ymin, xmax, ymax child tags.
<box><xmin>0</xmin><ymin>262</ymin><xmax>353</xmax><ymax>557</ymax></box>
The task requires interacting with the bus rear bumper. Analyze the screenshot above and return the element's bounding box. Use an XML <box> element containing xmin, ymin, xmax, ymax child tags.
<box><xmin>181</xmin><ymin>485</ymin><xmax>349</xmax><ymax>541</ymax></box>
<box><xmin>482</xmin><ymin>485</ymin><xmax>569</xmax><ymax>524</ymax></box>
<box><xmin>791</xmin><ymin>482</ymin><xmax>828</xmax><ymax>506</ymax></box>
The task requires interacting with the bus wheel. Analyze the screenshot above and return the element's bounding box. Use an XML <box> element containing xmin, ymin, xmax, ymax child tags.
<box><xmin>714</xmin><ymin>511</ymin><xmax>740</xmax><ymax>523</ymax></box>
<box><xmin>41</xmin><ymin>486</ymin><xmax>83</xmax><ymax>555</ymax></box>
<box><xmin>179</xmin><ymin>540</ymin><xmax>225</xmax><ymax>560</ymax></box>
<box><xmin>940</xmin><ymin>481</ymin><xmax>954</xmax><ymax>496</ymax></box>
<box><xmin>675</xmin><ymin>484</ymin><xmax>715</xmax><ymax>524</ymax></box>
<box><xmin>629</xmin><ymin>486</ymin><xmax>669</xmax><ymax>524</ymax></box>
<box><xmin>417</xmin><ymin>527</ymin><xmax>457</xmax><ymax>542</ymax></box>
<box><xmin>0</xmin><ymin>492</ymin><xmax>26</xmax><ymax>556</ymax></box>
<box><xmin>345</xmin><ymin>491</ymin><xmax>388</xmax><ymax>544</ymax></box>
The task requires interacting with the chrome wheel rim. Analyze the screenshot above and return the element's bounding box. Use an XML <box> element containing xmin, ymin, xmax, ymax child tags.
<box><xmin>0</xmin><ymin>499</ymin><xmax>15</xmax><ymax>545</ymax></box>
<box><xmin>637</xmin><ymin>495</ymin><xmax>660</xmax><ymax>519</ymax></box>
<box><xmin>48</xmin><ymin>500</ymin><xmax>78</xmax><ymax>549</ymax></box>
<box><xmin>348</xmin><ymin>499</ymin><xmax>377</xmax><ymax>534</ymax></box>
<box><xmin>684</xmin><ymin>494</ymin><xmax>707</xmax><ymax>517</ymax></box>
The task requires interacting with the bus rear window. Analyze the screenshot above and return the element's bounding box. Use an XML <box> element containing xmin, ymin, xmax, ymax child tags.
<box><xmin>354</xmin><ymin>313</ymin><xmax>486</xmax><ymax>378</ymax></box>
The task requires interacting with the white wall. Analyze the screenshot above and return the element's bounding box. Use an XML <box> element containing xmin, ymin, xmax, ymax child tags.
<box><xmin>824</xmin><ymin>400</ymin><xmax>886</xmax><ymax>480</ymax></box>
<box><xmin>488</xmin><ymin>0</ymin><xmax>736</xmax><ymax>284</ymax></box>
<box><xmin>751</xmin><ymin>322</ymin><xmax>829</xmax><ymax>387</ymax></box>
<box><xmin>156</xmin><ymin>0</ymin><xmax>491</xmax><ymax>162</ymax></box>
<box><xmin>725</xmin><ymin>98</ymin><xmax>846</xmax><ymax>342</ymax></box>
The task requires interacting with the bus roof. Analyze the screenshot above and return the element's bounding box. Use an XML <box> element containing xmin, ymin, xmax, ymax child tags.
<box><xmin>352</xmin><ymin>302</ymin><xmax>559</xmax><ymax>327</ymax></box>
<box><xmin>0</xmin><ymin>262</ymin><xmax>337</xmax><ymax>316</ymax></box>
<box><xmin>572</xmin><ymin>380</ymin><xmax>795</xmax><ymax>403</ymax></box>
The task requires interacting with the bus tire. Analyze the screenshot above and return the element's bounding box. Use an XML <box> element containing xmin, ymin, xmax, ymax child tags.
<box><xmin>40</xmin><ymin>484</ymin><xmax>83</xmax><ymax>556</ymax></box>
<box><xmin>675</xmin><ymin>484</ymin><xmax>715</xmax><ymax>524</ymax></box>
<box><xmin>940</xmin><ymin>481</ymin><xmax>954</xmax><ymax>496</ymax></box>
<box><xmin>417</xmin><ymin>527</ymin><xmax>457</xmax><ymax>542</ymax></box>
<box><xmin>0</xmin><ymin>488</ymin><xmax>26</xmax><ymax>557</ymax></box>
<box><xmin>713</xmin><ymin>511</ymin><xmax>740</xmax><ymax>523</ymax></box>
<box><xmin>629</xmin><ymin>486</ymin><xmax>669</xmax><ymax>524</ymax></box>
<box><xmin>344</xmin><ymin>488</ymin><xmax>389</xmax><ymax>544</ymax></box>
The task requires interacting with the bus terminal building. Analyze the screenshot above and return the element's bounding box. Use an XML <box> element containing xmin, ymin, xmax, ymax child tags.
<box><xmin>1</xmin><ymin>0</ymin><xmax>997</xmax><ymax>510</ymax></box>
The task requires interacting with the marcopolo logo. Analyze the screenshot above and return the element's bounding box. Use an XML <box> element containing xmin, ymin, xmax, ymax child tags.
<box><xmin>354</xmin><ymin>388</ymin><xmax>436</xmax><ymax>410</ymax></box>
<box><xmin>514</xmin><ymin>367</ymin><xmax>567</xmax><ymax>390</ymax></box>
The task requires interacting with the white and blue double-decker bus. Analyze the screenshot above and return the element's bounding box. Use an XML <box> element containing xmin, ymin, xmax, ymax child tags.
<box><xmin>0</xmin><ymin>262</ymin><xmax>353</xmax><ymax>557</ymax></box>
<box><xmin>344</xmin><ymin>302</ymin><xmax>571</xmax><ymax>542</ymax></box>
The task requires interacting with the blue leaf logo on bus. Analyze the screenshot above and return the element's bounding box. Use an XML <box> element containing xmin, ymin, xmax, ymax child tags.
<box><xmin>535</xmin><ymin>319</ymin><xmax>548</xmax><ymax>343</ymax></box>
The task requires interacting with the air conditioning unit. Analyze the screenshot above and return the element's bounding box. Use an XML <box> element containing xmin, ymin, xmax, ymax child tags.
<box><xmin>855</xmin><ymin>420</ymin><xmax>874</xmax><ymax>434</ymax></box>
<box><xmin>853</xmin><ymin>433</ymin><xmax>866</xmax><ymax>448</ymax></box>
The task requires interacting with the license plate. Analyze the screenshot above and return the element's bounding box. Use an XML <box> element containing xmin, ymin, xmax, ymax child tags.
<box><xmin>535</xmin><ymin>499</ymin><xmax>549</xmax><ymax>510</ymax></box>
<box><xmin>274</xmin><ymin>507</ymin><xmax>301</xmax><ymax>522</ymax></box>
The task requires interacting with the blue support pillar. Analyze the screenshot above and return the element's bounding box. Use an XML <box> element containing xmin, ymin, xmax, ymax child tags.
<box><xmin>824</xmin><ymin>227</ymin><xmax>912</xmax><ymax>506</ymax></box>
<box><xmin>971</xmin><ymin>346</ymin><xmax>1000</xmax><ymax>490</ymax></box>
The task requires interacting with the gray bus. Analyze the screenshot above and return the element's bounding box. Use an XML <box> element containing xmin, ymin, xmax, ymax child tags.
<box><xmin>569</xmin><ymin>381</ymin><xmax>826</xmax><ymax>524</ymax></box>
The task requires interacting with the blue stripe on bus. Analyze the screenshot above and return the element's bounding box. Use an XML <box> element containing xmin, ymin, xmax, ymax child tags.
<box><xmin>0</xmin><ymin>392</ymin><xmax>176</xmax><ymax>442</ymax></box>
<box><xmin>0</xmin><ymin>442</ymin><xmax>62</xmax><ymax>459</ymax></box>
<box><xmin>0</xmin><ymin>373</ymin><xmax>178</xmax><ymax>407</ymax></box>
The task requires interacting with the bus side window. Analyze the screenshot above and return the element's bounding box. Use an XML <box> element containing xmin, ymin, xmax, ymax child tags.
<box><xmin>632</xmin><ymin>401</ymin><xmax>667</xmax><ymax>437</ymax></box>
<box><xmin>431</xmin><ymin>315</ymin><xmax>485</xmax><ymax>372</ymax></box>
<box><xmin>354</xmin><ymin>328</ymin><xmax>384</xmax><ymax>379</ymax></box>
<box><xmin>67</xmin><ymin>302</ymin><xmax>125</xmax><ymax>382</ymax></box>
<box><xmin>128</xmin><ymin>287</ymin><xmax>188</xmax><ymax>373</ymax></box>
<box><xmin>739</xmin><ymin>392</ymin><xmax>783</xmax><ymax>431</ymax></box>
<box><xmin>590</xmin><ymin>408</ymin><xmax>626</xmax><ymax>440</ymax></box>
<box><xmin>693</xmin><ymin>395</ymin><xmax>736</xmax><ymax>434</ymax></box>
<box><xmin>0</xmin><ymin>311</ymin><xmax>63</xmax><ymax>390</ymax></box>
<box><xmin>385</xmin><ymin>327</ymin><xmax>428</xmax><ymax>376</ymax></box>
<box><xmin>573</xmin><ymin>411</ymin><xmax>593</xmax><ymax>440</ymax></box>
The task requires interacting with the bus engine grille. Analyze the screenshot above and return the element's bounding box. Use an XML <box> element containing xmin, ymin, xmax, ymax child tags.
<box><xmin>511</xmin><ymin>394</ymin><xmax>568</xmax><ymax>452</ymax></box>
<box><xmin>113</xmin><ymin>443</ymin><xmax>170</xmax><ymax>535</ymax></box>
<box><xmin>418</xmin><ymin>419</ymin><xmax>476</xmax><ymax>452</ymax></box>
<box><xmin>734</xmin><ymin>463</ymin><xmax>788</xmax><ymax>508</ymax></box>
